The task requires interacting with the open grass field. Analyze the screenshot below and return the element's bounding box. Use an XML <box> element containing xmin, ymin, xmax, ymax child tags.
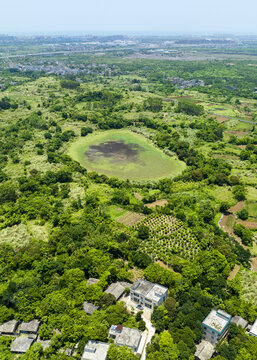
<box><xmin>68</xmin><ymin>129</ymin><xmax>186</xmax><ymax>180</ymax></box>
<box><xmin>245</xmin><ymin>200</ymin><xmax>257</xmax><ymax>218</ymax></box>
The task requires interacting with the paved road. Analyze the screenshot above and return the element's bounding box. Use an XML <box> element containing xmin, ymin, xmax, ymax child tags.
<box><xmin>141</xmin><ymin>315</ymin><xmax>155</xmax><ymax>360</ymax></box>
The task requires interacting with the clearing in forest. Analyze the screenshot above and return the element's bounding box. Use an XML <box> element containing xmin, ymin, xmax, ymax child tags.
<box><xmin>145</xmin><ymin>199</ymin><xmax>168</xmax><ymax>208</ymax></box>
<box><xmin>117</xmin><ymin>212</ymin><xmax>146</xmax><ymax>226</ymax></box>
<box><xmin>134</xmin><ymin>214</ymin><xmax>199</xmax><ymax>262</ymax></box>
<box><xmin>68</xmin><ymin>130</ymin><xmax>186</xmax><ymax>180</ymax></box>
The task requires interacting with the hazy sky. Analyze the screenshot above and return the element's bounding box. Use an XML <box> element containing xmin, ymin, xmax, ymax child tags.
<box><xmin>1</xmin><ymin>0</ymin><xmax>257</xmax><ymax>35</ymax></box>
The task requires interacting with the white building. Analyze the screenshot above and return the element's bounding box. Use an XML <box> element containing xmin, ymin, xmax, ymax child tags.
<box><xmin>202</xmin><ymin>309</ymin><xmax>231</xmax><ymax>344</ymax></box>
<box><xmin>130</xmin><ymin>279</ymin><xmax>168</xmax><ymax>310</ymax></box>
<box><xmin>249</xmin><ymin>319</ymin><xmax>257</xmax><ymax>337</ymax></box>
<box><xmin>82</xmin><ymin>340</ymin><xmax>110</xmax><ymax>360</ymax></box>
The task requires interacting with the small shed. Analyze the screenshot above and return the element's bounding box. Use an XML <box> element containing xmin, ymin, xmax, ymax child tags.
<box><xmin>87</xmin><ymin>278</ymin><xmax>100</xmax><ymax>285</ymax></box>
<box><xmin>105</xmin><ymin>282</ymin><xmax>128</xmax><ymax>300</ymax></box>
<box><xmin>11</xmin><ymin>337</ymin><xmax>34</xmax><ymax>354</ymax></box>
<box><xmin>83</xmin><ymin>302</ymin><xmax>99</xmax><ymax>315</ymax></box>
<box><xmin>231</xmin><ymin>316</ymin><xmax>248</xmax><ymax>329</ymax></box>
<box><xmin>0</xmin><ymin>320</ymin><xmax>19</xmax><ymax>335</ymax></box>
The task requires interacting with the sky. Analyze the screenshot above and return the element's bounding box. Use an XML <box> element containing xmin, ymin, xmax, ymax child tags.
<box><xmin>0</xmin><ymin>0</ymin><xmax>257</xmax><ymax>35</ymax></box>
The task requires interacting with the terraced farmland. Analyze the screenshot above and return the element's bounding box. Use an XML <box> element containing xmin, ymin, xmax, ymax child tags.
<box><xmin>134</xmin><ymin>214</ymin><xmax>199</xmax><ymax>262</ymax></box>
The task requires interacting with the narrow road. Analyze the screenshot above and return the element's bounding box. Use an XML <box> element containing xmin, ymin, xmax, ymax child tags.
<box><xmin>141</xmin><ymin>315</ymin><xmax>155</xmax><ymax>360</ymax></box>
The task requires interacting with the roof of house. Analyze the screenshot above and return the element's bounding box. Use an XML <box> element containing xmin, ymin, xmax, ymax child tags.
<box><xmin>202</xmin><ymin>309</ymin><xmax>231</xmax><ymax>334</ymax></box>
<box><xmin>231</xmin><ymin>316</ymin><xmax>248</xmax><ymax>329</ymax></box>
<box><xmin>11</xmin><ymin>337</ymin><xmax>34</xmax><ymax>353</ymax></box>
<box><xmin>82</xmin><ymin>340</ymin><xmax>110</xmax><ymax>360</ymax></box>
<box><xmin>105</xmin><ymin>282</ymin><xmax>125</xmax><ymax>300</ymax></box>
<box><xmin>87</xmin><ymin>278</ymin><xmax>100</xmax><ymax>285</ymax></box>
<box><xmin>109</xmin><ymin>325</ymin><xmax>142</xmax><ymax>350</ymax></box>
<box><xmin>20</xmin><ymin>319</ymin><xmax>40</xmax><ymax>333</ymax></box>
<box><xmin>249</xmin><ymin>319</ymin><xmax>257</xmax><ymax>336</ymax></box>
<box><xmin>38</xmin><ymin>340</ymin><xmax>51</xmax><ymax>350</ymax></box>
<box><xmin>131</xmin><ymin>279</ymin><xmax>168</xmax><ymax>302</ymax></box>
<box><xmin>0</xmin><ymin>320</ymin><xmax>19</xmax><ymax>334</ymax></box>
<box><xmin>194</xmin><ymin>340</ymin><xmax>215</xmax><ymax>360</ymax></box>
<box><xmin>83</xmin><ymin>302</ymin><xmax>99</xmax><ymax>315</ymax></box>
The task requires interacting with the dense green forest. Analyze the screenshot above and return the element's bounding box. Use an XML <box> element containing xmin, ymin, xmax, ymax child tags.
<box><xmin>0</xmin><ymin>45</ymin><xmax>256</xmax><ymax>359</ymax></box>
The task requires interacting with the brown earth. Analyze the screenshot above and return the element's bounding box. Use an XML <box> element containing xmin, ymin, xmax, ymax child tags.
<box><xmin>226</xmin><ymin>131</ymin><xmax>249</xmax><ymax>136</ymax></box>
<box><xmin>251</xmin><ymin>257</ymin><xmax>257</xmax><ymax>272</ymax></box>
<box><xmin>229</xmin><ymin>201</ymin><xmax>244</xmax><ymax>213</ymax></box>
<box><xmin>236</xmin><ymin>219</ymin><xmax>257</xmax><ymax>229</ymax></box>
<box><xmin>117</xmin><ymin>212</ymin><xmax>146</xmax><ymax>227</ymax></box>
<box><xmin>145</xmin><ymin>199</ymin><xmax>168</xmax><ymax>208</ymax></box>
<box><xmin>216</xmin><ymin>116</ymin><xmax>229</xmax><ymax>123</ymax></box>
<box><xmin>228</xmin><ymin>264</ymin><xmax>240</xmax><ymax>280</ymax></box>
<box><xmin>134</xmin><ymin>192</ymin><xmax>143</xmax><ymax>201</ymax></box>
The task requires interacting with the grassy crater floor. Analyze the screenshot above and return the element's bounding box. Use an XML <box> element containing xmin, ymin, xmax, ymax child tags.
<box><xmin>68</xmin><ymin>129</ymin><xmax>186</xmax><ymax>180</ymax></box>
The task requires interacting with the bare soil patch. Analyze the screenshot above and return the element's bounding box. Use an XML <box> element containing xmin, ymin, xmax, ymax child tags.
<box><xmin>229</xmin><ymin>201</ymin><xmax>244</xmax><ymax>213</ymax></box>
<box><xmin>134</xmin><ymin>192</ymin><xmax>143</xmax><ymax>201</ymax></box>
<box><xmin>145</xmin><ymin>199</ymin><xmax>168</xmax><ymax>208</ymax></box>
<box><xmin>157</xmin><ymin>260</ymin><xmax>174</xmax><ymax>271</ymax></box>
<box><xmin>228</xmin><ymin>264</ymin><xmax>240</xmax><ymax>280</ymax></box>
<box><xmin>251</xmin><ymin>257</ymin><xmax>257</xmax><ymax>272</ymax></box>
<box><xmin>216</xmin><ymin>116</ymin><xmax>229</xmax><ymax>123</ymax></box>
<box><xmin>236</xmin><ymin>219</ymin><xmax>257</xmax><ymax>229</ymax></box>
<box><xmin>226</xmin><ymin>131</ymin><xmax>249</xmax><ymax>136</ymax></box>
<box><xmin>117</xmin><ymin>212</ymin><xmax>146</xmax><ymax>226</ymax></box>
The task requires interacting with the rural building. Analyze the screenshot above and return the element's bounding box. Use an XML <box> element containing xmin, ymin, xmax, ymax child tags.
<box><xmin>105</xmin><ymin>282</ymin><xmax>131</xmax><ymax>300</ymax></box>
<box><xmin>130</xmin><ymin>279</ymin><xmax>168</xmax><ymax>310</ymax></box>
<box><xmin>202</xmin><ymin>309</ymin><xmax>232</xmax><ymax>344</ymax></box>
<box><xmin>231</xmin><ymin>316</ymin><xmax>248</xmax><ymax>329</ymax></box>
<box><xmin>194</xmin><ymin>340</ymin><xmax>215</xmax><ymax>360</ymax></box>
<box><xmin>87</xmin><ymin>278</ymin><xmax>100</xmax><ymax>285</ymax></box>
<box><xmin>82</xmin><ymin>340</ymin><xmax>110</xmax><ymax>360</ymax></box>
<box><xmin>108</xmin><ymin>325</ymin><xmax>144</xmax><ymax>357</ymax></box>
<box><xmin>20</xmin><ymin>319</ymin><xmax>40</xmax><ymax>334</ymax></box>
<box><xmin>83</xmin><ymin>301</ymin><xmax>99</xmax><ymax>315</ymax></box>
<box><xmin>0</xmin><ymin>320</ymin><xmax>19</xmax><ymax>335</ymax></box>
<box><xmin>249</xmin><ymin>319</ymin><xmax>257</xmax><ymax>337</ymax></box>
<box><xmin>38</xmin><ymin>340</ymin><xmax>51</xmax><ymax>350</ymax></box>
<box><xmin>11</xmin><ymin>337</ymin><xmax>34</xmax><ymax>354</ymax></box>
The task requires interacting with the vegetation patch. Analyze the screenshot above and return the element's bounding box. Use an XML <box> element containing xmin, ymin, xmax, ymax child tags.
<box><xmin>240</xmin><ymin>270</ymin><xmax>257</xmax><ymax>307</ymax></box>
<box><xmin>0</xmin><ymin>223</ymin><xmax>32</xmax><ymax>249</ymax></box>
<box><xmin>68</xmin><ymin>130</ymin><xmax>186</xmax><ymax>180</ymax></box>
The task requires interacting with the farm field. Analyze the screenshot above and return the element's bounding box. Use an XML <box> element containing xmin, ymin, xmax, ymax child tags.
<box><xmin>134</xmin><ymin>214</ymin><xmax>199</xmax><ymax>262</ymax></box>
<box><xmin>68</xmin><ymin>129</ymin><xmax>186</xmax><ymax>180</ymax></box>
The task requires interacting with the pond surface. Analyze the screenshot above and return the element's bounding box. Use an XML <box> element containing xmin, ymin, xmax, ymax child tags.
<box><xmin>85</xmin><ymin>140</ymin><xmax>142</xmax><ymax>163</ymax></box>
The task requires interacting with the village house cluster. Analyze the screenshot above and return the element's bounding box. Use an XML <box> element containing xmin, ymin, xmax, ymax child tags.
<box><xmin>168</xmin><ymin>76</ymin><xmax>205</xmax><ymax>89</ymax></box>
<box><xmin>1</xmin><ymin>278</ymin><xmax>257</xmax><ymax>359</ymax></box>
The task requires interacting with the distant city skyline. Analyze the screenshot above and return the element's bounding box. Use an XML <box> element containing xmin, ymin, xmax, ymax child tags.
<box><xmin>0</xmin><ymin>0</ymin><xmax>257</xmax><ymax>35</ymax></box>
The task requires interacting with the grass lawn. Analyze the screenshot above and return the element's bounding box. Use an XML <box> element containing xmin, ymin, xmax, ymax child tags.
<box><xmin>68</xmin><ymin>129</ymin><xmax>186</xmax><ymax>181</ymax></box>
<box><xmin>245</xmin><ymin>200</ymin><xmax>257</xmax><ymax>218</ymax></box>
<box><xmin>107</xmin><ymin>205</ymin><xmax>129</xmax><ymax>220</ymax></box>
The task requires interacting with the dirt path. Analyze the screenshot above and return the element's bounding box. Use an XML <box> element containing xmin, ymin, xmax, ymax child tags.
<box><xmin>228</xmin><ymin>264</ymin><xmax>240</xmax><ymax>280</ymax></box>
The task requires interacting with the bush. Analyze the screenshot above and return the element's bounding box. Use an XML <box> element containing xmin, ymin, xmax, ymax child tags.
<box><xmin>81</xmin><ymin>127</ymin><xmax>93</xmax><ymax>137</ymax></box>
<box><xmin>238</xmin><ymin>208</ymin><xmax>248</xmax><ymax>220</ymax></box>
<box><xmin>138</xmin><ymin>225</ymin><xmax>150</xmax><ymax>240</ymax></box>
